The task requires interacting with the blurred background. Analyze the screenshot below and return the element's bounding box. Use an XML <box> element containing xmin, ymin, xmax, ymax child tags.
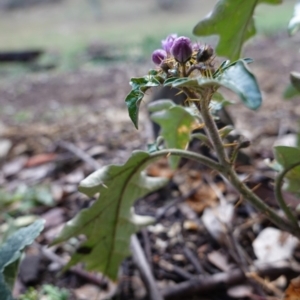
<box><xmin>0</xmin><ymin>0</ymin><xmax>297</xmax><ymax>127</ymax></box>
<box><xmin>0</xmin><ymin>0</ymin><xmax>295</xmax><ymax>73</ymax></box>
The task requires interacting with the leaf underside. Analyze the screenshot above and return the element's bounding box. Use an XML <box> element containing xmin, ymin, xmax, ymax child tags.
<box><xmin>52</xmin><ymin>151</ymin><xmax>168</xmax><ymax>280</ymax></box>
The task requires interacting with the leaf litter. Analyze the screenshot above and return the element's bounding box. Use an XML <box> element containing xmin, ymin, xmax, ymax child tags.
<box><xmin>1</xmin><ymin>34</ymin><xmax>300</xmax><ymax>299</ymax></box>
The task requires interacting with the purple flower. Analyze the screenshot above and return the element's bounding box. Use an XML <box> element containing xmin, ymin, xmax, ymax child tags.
<box><xmin>161</xmin><ymin>34</ymin><xmax>177</xmax><ymax>54</ymax></box>
<box><xmin>171</xmin><ymin>36</ymin><xmax>193</xmax><ymax>63</ymax></box>
<box><xmin>152</xmin><ymin>49</ymin><xmax>167</xmax><ymax>65</ymax></box>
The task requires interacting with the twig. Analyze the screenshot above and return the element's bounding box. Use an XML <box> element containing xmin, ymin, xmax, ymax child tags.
<box><xmin>162</xmin><ymin>262</ymin><xmax>300</xmax><ymax>300</ymax></box>
<box><xmin>183</xmin><ymin>246</ymin><xmax>205</xmax><ymax>275</ymax></box>
<box><xmin>158</xmin><ymin>259</ymin><xmax>194</xmax><ymax>280</ymax></box>
<box><xmin>247</xmin><ymin>272</ymin><xmax>283</xmax><ymax>298</ymax></box>
<box><xmin>130</xmin><ymin>234</ymin><xmax>163</xmax><ymax>300</ymax></box>
<box><xmin>141</xmin><ymin>228</ymin><xmax>153</xmax><ymax>271</ymax></box>
<box><xmin>35</xmin><ymin>243</ymin><xmax>108</xmax><ymax>288</ymax></box>
<box><xmin>155</xmin><ymin>183</ymin><xmax>203</xmax><ymax>221</ymax></box>
<box><xmin>58</xmin><ymin>140</ymin><xmax>101</xmax><ymax>170</ymax></box>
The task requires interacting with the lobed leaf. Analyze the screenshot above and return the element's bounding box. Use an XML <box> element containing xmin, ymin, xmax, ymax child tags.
<box><xmin>193</xmin><ymin>0</ymin><xmax>282</xmax><ymax>60</ymax></box>
<box><xmin>52</xmin><ymin>151</ymin><xmax>168</xmax><ymax>280</ymax></box>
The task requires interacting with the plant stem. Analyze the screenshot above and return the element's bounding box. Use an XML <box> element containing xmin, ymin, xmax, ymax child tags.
<box><xmin>225</xmin><ymin>167</ymin><xmax>300</xmax><ymax>238</ymax></box>
<box><xmin>275</xmin><ymin>161</ymin><xmax>300</xmax><ymax>228</ymax></box>
<box><xmin>150</xmin><ymin>149</ymin><xmax>224</xmax><ymax>173</ymax></box>
<box><xmin>150</xmin><ymin>149</ymin><xmax>300</xmax><ymax>238</ymax></box>
<box><xmin>195</xmin><ymin>89</ymin><xmax>300</xmax><ymax>237</ymax></box>
<box><xmin>199</xmin><ymin>90</ymin><xmax>229</xmax><ymax>166</ymax></box>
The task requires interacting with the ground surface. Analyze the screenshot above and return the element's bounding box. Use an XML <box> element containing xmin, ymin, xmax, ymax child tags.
<box><xmin>1</xmin><ymin>1</ymin><xmax>300</xmax><ymax>300</ymax></box>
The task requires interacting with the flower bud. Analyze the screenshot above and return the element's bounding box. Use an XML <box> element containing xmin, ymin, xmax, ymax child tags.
<box><xmin>192</xmin><ymin>42</ymin><xmax>201</xmax><ymax>51</ymax></box>
<box><xmin>152</xmin><ymin>49</ymin><xmax>167</xmax><ymax>65</ymax></box>
<box><xmin>196</xmin><ymin>45</ymin><xmax>214</xmax><ymax>63</ymax></box>
<box><xmin>161</xmin><ymin>34</ymin><xmax>177</xmax><ymax>54</ymax></box>
<box><xmin>171</xmin><ymin>36</ymin><xmax>193</xmax><ymax>63</ymax></box>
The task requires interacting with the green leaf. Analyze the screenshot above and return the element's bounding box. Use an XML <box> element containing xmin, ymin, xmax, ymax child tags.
<box><xmin>193</xmin><ymin>0</ymin><xmax>282</xmax><ymax>60</ymax></box>
<box><xmin>288</xmin><ymin>0</ymin><xmax>300</xmax><ymax>35</ymax></box>
<box><xmin>3</xmin><ymin>260</ymin><xmax>19</xmax><ymax>291</ymax></box>
<box><xmin>284</xmin><ymin>72</ymin><xmax>300</xmax><ymax>99</ymax></box>
<box><xmin>150</xmin><ymin>105</ymin><xmax>195</xmax><ymax>169</ymax></box>
<box><xmin>52</xmin><ymin>151</ymin><xmax>168</xmax><ymax>280</ymax></box>
<box><xmin>274</xmin><ymin>146</ymin><xmax>300</xmax><ymax>196</ymax></box>
<box><xmin>0</xmin><ymin>219</ymin><xmax>44</xmax><ymax>272</ymax></box>
<box><xmin>0</xmin><ymin>273</ymin><xmax>14</xmax><ymax>300</ymax></box>
<box><xmin>283</xmin><ymin>83</ymin><xmax>300</xmax><ymax>99</ymax></box>
<box><xmin>147</xmin><ymin>99</ymin><xmax>174</xmax><ymax>113</ymax></box>
<box><xmin>125</xmin><ymin>75</ymin><xmax>163</xmax><ymax>129</ymax></box>
<box><xmin>290</xmin><ymin>72</ymin><xmax>300</xmax><ymax>92</ymax></box>
<box><xmin>168</xmin><ymin>60</ymin><xmax>262</xmax><ymax>110</ymax></box>
<box><xmin>0</xmin><ymin>220</ymin><xmax>44</xmax><ymax>300</ymax></box>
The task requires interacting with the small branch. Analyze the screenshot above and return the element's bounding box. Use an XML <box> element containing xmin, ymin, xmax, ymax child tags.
<box><xmin>130</xmin><ymin>235</ymin><xmax>163</xmax><ymax>300</ymax></box>
<box><xmin>275</xmin><ymin>161</ymin><xmax>300</xmax><ymax>228</ymax></box>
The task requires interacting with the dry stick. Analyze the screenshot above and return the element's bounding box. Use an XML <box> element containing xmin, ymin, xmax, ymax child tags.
<box><xmin>130</xmin><ymin>235</ymin><xmax>163</xmax><ymax>300</ymax></box>
<box><xmin>35</xmin><ymin>243</ymin><xmax>108</xmax><ymax>288</ymax></box>
<box><xmin>183</xmin><ymin>246</ymin><xmax>205</xmax><ymax>275</ymax></box>
<box><xmin>162</xmin><ymin>262</ymin><xmax>300</xmax><ymax>300</ymax></box>
<box><xmin>158</xmin><ymin>259</ymin><xmax>194</xmax><ymax>281</ymax></box>
<box><xmin>58</xmin><ymin>140</ymin><xmax>102</xmax><ymax>169</ymax></box>
<box><xmin>141</xmin><ymin>228</ymin><xmax>153</xmax><ymax>272</ymax></box>
<box><xmin>155</xmin><ymin>183</ymin><xmax>203</xmax><ymax>221</ymax></box>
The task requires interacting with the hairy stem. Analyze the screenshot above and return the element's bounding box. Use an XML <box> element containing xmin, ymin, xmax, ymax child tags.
<box><xmin>275</xmin><ymin>161</ymin><xmax>300</xmax><ymax>228</ymax></box>
<box><xmin>191</xmin><ymin>88</ymin><xmax>299</xmax><ymax>237</ymax></box>
<box><xmin>150</xmin><ymin>149</ymin><xmax>224</xmax><ymax>173</ymax></box>
<box><xmin>150</xmin><ymin>149</ymin><xmax>300</xmax><ymax>237</ymax></box>
<box><xmin>225</xmin><ymin>167</ymin><xmax>300</xmax><ymax>238</ymax></box>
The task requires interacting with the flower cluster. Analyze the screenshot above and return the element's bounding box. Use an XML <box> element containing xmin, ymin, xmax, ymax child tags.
<box><xmin>152</xmin><ymin>34</ymin><xmax>214</xmax><ymax>78</ymax></box>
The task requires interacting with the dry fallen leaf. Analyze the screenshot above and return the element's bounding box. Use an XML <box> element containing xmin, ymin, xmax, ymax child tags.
<box><xmin>146</xmin><ymin>158</ymin><xmax>175</xmax><ymax>179</ymax></box>
<box><xmin>174</xmin><ymin>169</ymin><xmax>225</xmax><ymax>213</ymax></box>
<box><xmin>25</xmin><ymin>153</ymin><xmax>58</xmax><ymax>167</ymax></box>
<box><xmin>284</xmin><ymin>276</ymin><xmax>300</xmax><ymax>300</ymax></box>
<box><xmin>252</xmin><ymin>228</ymin><xmax>298</xmax><ymax>263</ymax></box>
<box><xmin>202</xmin><ymin>202</ymin><xmax>234</xmax><ymax>241</ymax></box>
